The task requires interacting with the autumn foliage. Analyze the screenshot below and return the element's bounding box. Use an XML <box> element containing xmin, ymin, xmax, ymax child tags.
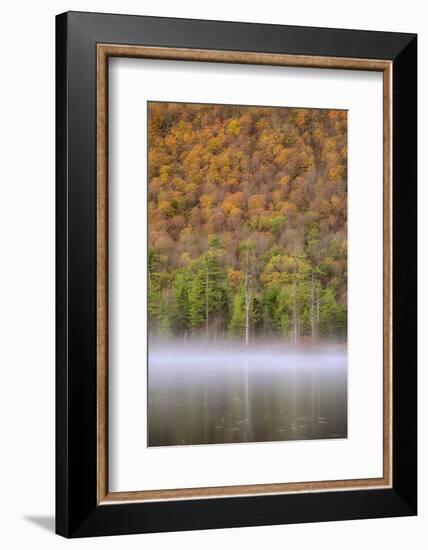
<box><xmin>148</xmin><ymin>102</ymin><xmax>347</xmax><ymax>343</ymax></box>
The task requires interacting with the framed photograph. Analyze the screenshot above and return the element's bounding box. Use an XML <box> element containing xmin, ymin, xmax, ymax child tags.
<box><xmin>56</xmin><ymin>11</ymin><xmax>417</xmax><ymax>538</ymax></box>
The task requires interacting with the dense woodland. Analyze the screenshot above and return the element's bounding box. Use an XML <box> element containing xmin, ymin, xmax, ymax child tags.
<box><xmin>148</xmin><ymin>102</ymin><xmax>347</xmax><ymax>344</ymax></box>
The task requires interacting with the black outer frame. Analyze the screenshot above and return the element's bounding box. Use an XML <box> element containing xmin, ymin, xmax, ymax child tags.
<box><xmin>56</xmin><ymin>11</ymin><xmax>417</xmax><ymax>538</ymax></box>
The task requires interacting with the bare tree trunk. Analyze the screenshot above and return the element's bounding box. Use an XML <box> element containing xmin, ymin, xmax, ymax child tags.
<box><xmin>316</xmin><ymin>283</ymin><xmax>320</xmax><ymax>335</ymax></box>
<box><xmin>245</xmin><ymin>247</ymin><xmax>250</xmax><ymax>346</ymax></box>
<box><xmin>245</xmin><ymin>286</ymin><xmax>250</xmax><ymax>346</ymax></box>
<box><xmin>296</xmin><ymin>315</ymin><xmax>300</xmax><ymax>345</ymax></box>
<box><xmin>311</xmin><ymin>270</ymin><xmax>315</xmax><ymax>341</ymax></box>
<box><xmin>205</xmin><ymin>265</ymin><xmax>209</xmax><ymax>340</ymax></box>
<box><xmin>292</xmin><ymin>265</ymin><xmax>297</xmax><ymax>345</ymax></box>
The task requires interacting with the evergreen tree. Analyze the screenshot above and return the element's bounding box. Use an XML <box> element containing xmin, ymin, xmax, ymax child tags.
<box><xmin>189</xmin><ymin>264</ymin><xmax>206</xmax><ymax>331</ymax></box>
<box><xmin>173</xmin><ymin>271</ymin><xmax>191</xmax><ymax>338</ymax></box>
<box><xmin>188</xmin><ymin>237</ymin><xmax>229</xmax><ymax>338</ymax></box>
<box><xmin>228</xmin><ymin>286</ymin><xmax>246</xmax><ymax>338</ymax></box>
<box><xmin>157</xmin><ymin>291</ymin><xmax>172</xmax><ymax>339</ymax></box>
<box><xmin>148</xmin><ymin>249</ymin><xmax>161</xmax><ymax>336</ymax></box>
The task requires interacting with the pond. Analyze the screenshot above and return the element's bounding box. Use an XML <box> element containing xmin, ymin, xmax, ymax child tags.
<box><xmin>148</xmin><ymin>344</ymin><xmax>347</xmax><ymax>447</ymax></box>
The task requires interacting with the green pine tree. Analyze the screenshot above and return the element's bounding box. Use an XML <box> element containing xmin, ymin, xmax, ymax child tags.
<box><xmin>228</xmin><ymin>286</ymin><xmax>246</xmax><ymax>338</ymax></box>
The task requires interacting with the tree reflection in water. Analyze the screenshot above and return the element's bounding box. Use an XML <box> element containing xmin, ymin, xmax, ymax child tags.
<box><xmin>148</xmin><ymin>344</ymin><xmax>347</xmax><ymax>447</ymax></box>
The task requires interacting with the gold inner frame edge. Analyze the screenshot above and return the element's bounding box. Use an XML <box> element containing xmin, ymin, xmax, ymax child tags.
<box><xmin>96</xmin><ymin>44</ymin><xmax>393</xmax><ymax>505</ymax></box>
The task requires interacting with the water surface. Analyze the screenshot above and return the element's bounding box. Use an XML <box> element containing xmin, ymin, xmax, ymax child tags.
<box><xmin>148</xmin><ymin>344</ymin><xmax>347</xmax><ymax>447</ymax></box>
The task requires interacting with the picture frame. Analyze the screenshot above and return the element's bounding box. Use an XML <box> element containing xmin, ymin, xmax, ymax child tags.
<box><xmin>56</xmin><ymin>11</ymin><xmax>417</xmax><ymax>538</ymax></box>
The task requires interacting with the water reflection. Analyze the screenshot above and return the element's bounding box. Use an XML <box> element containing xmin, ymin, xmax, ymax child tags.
<box><xmin>148</xmin><ymin>344</ymin><xmax>347</xmax><ymax>447</ymax></box>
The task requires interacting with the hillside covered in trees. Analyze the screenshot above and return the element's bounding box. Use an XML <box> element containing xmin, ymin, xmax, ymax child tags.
<box><xmin>148</xmin><ymin>102</ymin><xmax>347</xmax><ymax>345</ymax></box>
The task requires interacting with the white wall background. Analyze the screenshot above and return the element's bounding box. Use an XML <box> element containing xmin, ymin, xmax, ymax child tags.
<box><xmin>0</xmin><ymin>1</ymin><xmax>424</xmax><ymax>548</ymax></box>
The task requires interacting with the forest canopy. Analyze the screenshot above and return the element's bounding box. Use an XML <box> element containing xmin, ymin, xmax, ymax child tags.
<box><xmin>148</xmin><ymin>102</ymin><xmax>347</xmax><ymax>345</ymax></box>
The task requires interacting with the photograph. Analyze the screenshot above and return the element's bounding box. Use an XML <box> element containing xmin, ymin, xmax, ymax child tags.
<box><xmin>147</xmin><ymin>101</ymin><xmax>348</xmax><ymax>447</ymax></box>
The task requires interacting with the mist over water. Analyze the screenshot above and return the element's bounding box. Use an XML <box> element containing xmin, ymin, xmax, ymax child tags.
<box><xmin>148</xmin><ymin>342</ymin><xmax>347</xmax><ymax>447</ymax></box>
